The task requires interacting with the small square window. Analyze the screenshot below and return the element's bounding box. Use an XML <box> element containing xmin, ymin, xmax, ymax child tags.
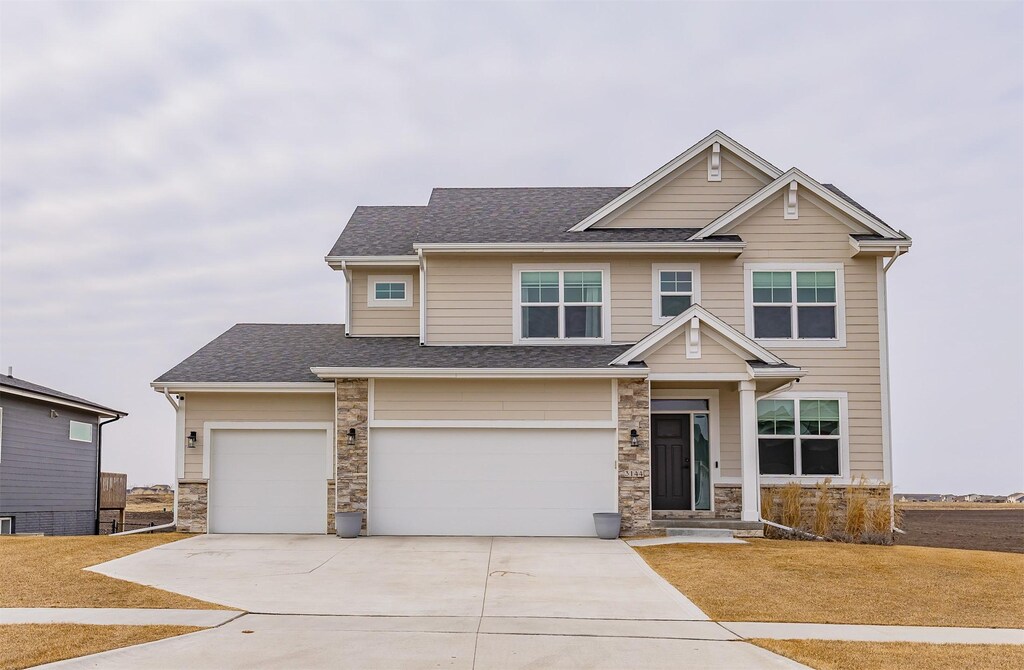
<box><xmin>69</xmin><ymin>421</ymin><xmax>93</xmax><ymax>442</ymax></box>
<box><xmin>653</xmin><ymin>265</ymin><xmax>700</xmax><ymax>324</ymax></box>
<box><xmin>367</xmin><ymin>275</ymin><xmax>413</xmax><ymax>308</ymax></box>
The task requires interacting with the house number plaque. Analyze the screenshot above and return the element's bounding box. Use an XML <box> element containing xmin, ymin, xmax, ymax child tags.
<box><xmin>622</xmin><ymin>469</ymin><xmax>648</xmax><ymax>478</ymax></box>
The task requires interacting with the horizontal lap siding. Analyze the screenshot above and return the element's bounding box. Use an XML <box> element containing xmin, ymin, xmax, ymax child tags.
<box><xmin>183</xmin><ymin>393</ymin><xmax>335</xmax><ymax>480</ymax></box>
<box><xmin>350</xmin><ymin>268</ymin><xmax>419</xmax><ymax>337</ymax></box>
<box><xmin>645</xmin><ymin>330</ymin><xmax>749</xmax><ymax>375</ymax></box>
<box><xmin>372</xmin><ymin>378</ymin><xmax>613</xmax><ymax>422</ymax></box>
<box><xmin>700</xmin><ymin>194</ymin><xmax>885</xmax><ymax>480</ymax></box>
<box><xmin>598</xmin><ymin>153</ymin><xmax>765</xmax><ymax>228</ymax></box>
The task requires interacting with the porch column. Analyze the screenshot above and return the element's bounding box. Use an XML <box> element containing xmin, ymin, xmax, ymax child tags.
<box><xmin>738</xmin><ymin>380</ymin><xmax>759</xmax><ymax>522</ymax></box>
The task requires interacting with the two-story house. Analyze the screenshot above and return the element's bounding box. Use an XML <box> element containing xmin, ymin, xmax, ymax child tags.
<box><xmin>153</xmin><ymin>131</ymin><xmax>911</xmax><ymax>537</ymax></box>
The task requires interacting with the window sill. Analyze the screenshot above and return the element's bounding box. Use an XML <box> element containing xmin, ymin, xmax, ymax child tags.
<box><xmin>750</xmin><ymin>337</ymin><xmax>847</xmax><ymax>349</ymax></box>
<box><xmin>367</xmin><ymin>300</ymin><xmax>413</xmax><ymax>308</ymax></box>
<box><xmin>513</xmin><ymin>338</ymin><xmax>611</xmax><ymax>346</ymax></box>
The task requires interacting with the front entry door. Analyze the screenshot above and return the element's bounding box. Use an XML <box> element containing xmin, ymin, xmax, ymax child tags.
<box><xmin>652</xmin><ymin>415</ymin><xmax>692</xmax><ymax>510</ymax></box>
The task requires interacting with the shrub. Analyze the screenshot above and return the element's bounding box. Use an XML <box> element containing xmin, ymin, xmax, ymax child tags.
<box><xmin>813</xmin><ymin>478</ymin><xmax>836</xmax><ymax>537</ymax></box>
<box><xmin>761</xmin><ymin>487</ymin><xmax>776</xmax><ymax>523</ymax></box>
<box><xmin>844</xmin><ymin>479</ymin><xmax>869</xmax><ymax>538</ymax></box>
<box><xmin>780</xmin><ymin>482</ymin><xmax>804</xmax><ymax>529</ymax></box>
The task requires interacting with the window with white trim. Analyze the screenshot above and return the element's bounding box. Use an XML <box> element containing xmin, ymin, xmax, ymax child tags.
<box><xmin>757</xmin><ymin>398</ymin><xmax>842</xmax><ymax>476</ymax></box>
<box><xmin>367</xmin><ymin>275</ymin><xmax>412</xmax><ymax>308</ymax></box>
<box><xmin>745</xmin><ymin>263</ymin><xmax>846</xmax><ymax>346</ymax></box>
<box><xmin>652</xmin><ymin>264</ymin><xmax>701</xmax><ymax>325</ymax></box>
<box><xmin>515</xmin><ymin>267</ymin><xmax>609</xmax><ymax>342</ymax></box>
<box><xmin>69</xmin><ymin>420</ymin><xmax>93</xmax><ymax>442</ymax></box>
<box><xmin>0</xmin><ymin>517</ymin><xmax>11</xmax><ymax>534</ymax></box>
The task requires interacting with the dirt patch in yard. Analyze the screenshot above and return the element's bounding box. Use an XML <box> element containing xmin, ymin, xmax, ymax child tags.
<box><xmin>896</xmin><ymin>508</ymin><xmax>1024</xmax><ymax>554</ymax></box>
<box><xmin>0</xmin><ymin>534</ymin><xmax>231</xmax><ymax>609</ymax></box>
<box><xmin>0</xmin><ymin>624</ymin><xmax>202</xmax><ymax>669</ymax></box>
<box><xmin>750</xmin><ymin>639</ymin><xmax>1024</xmax><ymax>670</ymax></box>
<box><xmin>636</xmin><ymin>539</ymin><xmax>1024</xmax><ymax>628</ymax></box>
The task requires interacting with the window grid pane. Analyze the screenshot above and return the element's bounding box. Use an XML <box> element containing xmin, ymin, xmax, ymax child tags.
<box><xmin>757</xmin><ymin>399</ymin><xmax>795</xmax><ymax>436</ymax></box>
<box><xmin>752</xmin><ymin>272</ymin><xmax>792</xmax><ymax>304</ymax></box>
<box><xmin>521</xmin><ymin>272</ymin><xmax>560</xmax><ymax>303</ymax></box>
<box><xmin>796</xmin><ymin>271</ymin><xmax>837</xmax><ymax>304</ymax></box>
<box><xmin>660</xmin><ymin>271</ymin><xmax>692</xmax><ymax>294</ymax></box>
<box><xmin>375</xmin><ymin>282</ymin><xmax>405</xmax><ymax>300</ymax></box>
<box><xmin>759</xmin><ymin>399</ymin><xmax>843</xmax><ymax>476</ymax></box>
<box><xmin>563</xmin><ymin>271</ymin><xmax>602</xmax><ymax>303</ymax></box>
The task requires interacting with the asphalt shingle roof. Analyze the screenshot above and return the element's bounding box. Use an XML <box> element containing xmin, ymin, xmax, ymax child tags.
<box><xmin>154</xmin><ymin>324</ymin><xmax>639</xmax><ymax>384</ymax></box>
<box><xmin>328</xmin><ymin>187</ymin><xmax>742</xmax><ymax>256</ymax></box>
<box><xmin>0</xmin><ymin>375</ymin><xmax>125</xmax><ymax>416</ymax></box>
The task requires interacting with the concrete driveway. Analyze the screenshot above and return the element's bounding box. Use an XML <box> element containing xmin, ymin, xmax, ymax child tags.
<box><xmin>53</xmin><ymin>535</ymin><xmax>807</xmax><ymax>669</ymax></box>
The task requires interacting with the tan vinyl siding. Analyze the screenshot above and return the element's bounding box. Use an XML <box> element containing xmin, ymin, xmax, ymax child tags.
<box><xmin>597</xmin><ymin>152</ymin><xmax>766</xmax><ymax>228</ymax></box>
<box><xmin>372</xmin><ymin>378</ymin><xmax>613</xmax><ymax>422</ymax></box>
<box><xmin>182</xmin><ymin>393</ymin><xmax>335</xmax><ymax>480</ymax></box>
<box><xmin>350</xmin><ymin>268</ymin><xmax>419</xmax><ymax>337</ymax></box>
<box><xmin>644</xmin><ymin>330</ymin><xmax>750</xmax><ymax>375</ymax></box>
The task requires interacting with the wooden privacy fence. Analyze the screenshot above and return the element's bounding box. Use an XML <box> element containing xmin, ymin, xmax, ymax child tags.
<box><xmin>100</xmin><ymin>472</ymin><xmax>127</xmax><ymax>528</ymax></box>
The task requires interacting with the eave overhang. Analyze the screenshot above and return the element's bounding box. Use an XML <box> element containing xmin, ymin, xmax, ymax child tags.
<box><xmin>325</xmin><ymin>255</ymin><xmax>420</xmax><ymax>270</ymax></box>
<box><xmin>150</xmin><ymin>382</ymin><xmax>335</xmax><ymax>394</ymax></box>
<box><xmin>849</xmin><ymin>236</ymin><xmax>913</xmax><ymax>257</ymax></box>
<box><xmin>0</xmin><ymin>386</ymin><xmax>126</xmax><ymax>418</ymax></box>
<box><xmin>411</xmin><ymin>242</ymin><xmax>746</xmax><ymax>255</ymax></box>
<box><xmin>311</xmin><ymin>366</ymin><xmax>649</xmax><ymax>379</ymax></box>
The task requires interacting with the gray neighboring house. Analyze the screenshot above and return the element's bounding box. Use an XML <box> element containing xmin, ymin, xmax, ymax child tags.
<box><xmin>0</xmin><ymin>374</ymin><xmax>127</xmax><ymax>535</ymax></box>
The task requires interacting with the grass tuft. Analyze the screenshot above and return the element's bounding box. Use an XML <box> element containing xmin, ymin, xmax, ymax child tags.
<box><xmin>750</xmin><ymin>639</ymin><xmax>1024</xmax><ymax>670</ymax></box>
<box><xmin>780</xmin><ymin>482</ymin><xmax>804</xmax><ymax>529</ymax></box>
<box><xmin>813</xmin><ymin>478</ymin><xmax>836</xmax><ymax>537</ymax></box>
<box><xmin>0</xmin><ymin>624</ymin><xmax>202</xmax><ymax>670</ymax></box>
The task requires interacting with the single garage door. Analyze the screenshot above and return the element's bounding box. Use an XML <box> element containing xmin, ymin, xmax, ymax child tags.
<box><xmin>209</xmin><ymin>428</ymin><xmax>329</xmax><ymax>533</ymax></box>
<box><xmin>369</xmin><ymin>427</ymin><xmax>617</xmax><ymax>536</ymax></box>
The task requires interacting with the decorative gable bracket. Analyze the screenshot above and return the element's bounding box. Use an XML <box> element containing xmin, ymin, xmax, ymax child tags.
<box><xmin>784</xmin><ymin>181</ymin><xmax>799</xmax><ymax>220</ymax></box>
<box><xmin>707</xmin><ymin>142</ymin><xmax>722</xmax><ymax>182</ymax></box>
<box><xmin>686</xmin><ymin>316</ymin><xmax>701</xmax><ymax>359</ymax></box>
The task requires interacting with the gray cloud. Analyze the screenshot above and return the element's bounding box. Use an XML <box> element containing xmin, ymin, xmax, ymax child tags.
<box><xmin>2</xmin><ymin>2</ymin><xmax>1021</xmax><ymax>494</ymax></box>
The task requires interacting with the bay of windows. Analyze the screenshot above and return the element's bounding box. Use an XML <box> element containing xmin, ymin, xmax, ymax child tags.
<box><xmin>752</xmin><ymin>270</ymin><xmax>837</xmax><ymax>340</ymax></box>
<box><xmin>520</xmin><ymin>270</ymin><xmax>603</xmax><ymax>339</ymax></box>
<box><xmin>757</xmin><ymin>398</ymin><xmax>841</xmax><ymax>476</ymax></box>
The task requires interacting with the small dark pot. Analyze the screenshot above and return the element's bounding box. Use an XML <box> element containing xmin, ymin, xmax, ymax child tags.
<box><xmin>593</xmin><ymin>512</ymin><xmax>622</xmax><ymax>540</ymax></box>
<box><xmin>335</xmin><ymin>512</ymin><xmax>363</xmax><ymax>538</ymax></box>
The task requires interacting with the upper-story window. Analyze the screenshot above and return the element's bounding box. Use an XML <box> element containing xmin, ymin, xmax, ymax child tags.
<box><xmin>69</xmin><ymin>420</ymin><xmax>93</xmax><ymax>442</ymax></box>
<box><xmin>513</xmin><ymin>265</ymin><xmax>610</xmax><ymax>343</ymax></box>
<box><xmin>652</xmin><ymin>264</ymin><xmax>701</xmax><ymax>325</ymax></box>
<box><xmin>744</xmin><ymin>263</ymin><xmax>846</xmax><ymax>347</ymax></box>
<box><xmin>367</xmin><ymin>275</ymin><xmax>413</xmax><ymax>308</ymax></box>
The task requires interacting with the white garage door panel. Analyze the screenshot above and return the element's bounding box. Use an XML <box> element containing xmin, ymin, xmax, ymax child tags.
<box><xmin>209</xmin><ymin>429</ymin><xmax>327</xmax><ymax>534</ymax></box>
<box><xmin>370</xmin><ymin>428</ymin><xmax>616</xmax><ymax>536</ymax></box>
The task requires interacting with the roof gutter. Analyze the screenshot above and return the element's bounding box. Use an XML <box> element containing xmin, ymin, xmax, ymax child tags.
<box><xmin>412</xmin><ymin>242</ymin><xmax>746</xmax><ymax>255</ymax></box>
<box><xmin>310</xmin><ymin>366</ymin><xmax>649</xmax><ymax>379</ymax></box>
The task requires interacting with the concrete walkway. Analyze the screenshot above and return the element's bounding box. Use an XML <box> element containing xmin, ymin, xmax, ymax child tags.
<box><xmin>0</xmin><ymin>608</ymin><xmax>241</xmax><ymax>627</ymax></box>
<box><xmin>722</xmin><ymin>621</ymin><xmax>1024</xmax><ymax>645</ymax></box>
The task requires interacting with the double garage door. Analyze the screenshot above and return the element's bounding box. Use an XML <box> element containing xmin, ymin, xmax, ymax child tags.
<box><xmin>207</xmin><ymin>426</ymin><xmax>616</xmax><ymax>536</ymax></box>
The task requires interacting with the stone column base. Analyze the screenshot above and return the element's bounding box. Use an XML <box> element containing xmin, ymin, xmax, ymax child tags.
<box><xmin>176</xmin><ymin>481</ymin><xmax>208</xmax><ymax>533</ymax></box>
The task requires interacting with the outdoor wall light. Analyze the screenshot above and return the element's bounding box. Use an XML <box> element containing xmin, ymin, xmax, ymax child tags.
<box><xmin>50</xmin><ymin>409</ymin><xmax>59</xmax><ymax>418</ymax></box>
<box><xmin>630</xmin><ymin>429</ymin><xmax>639</xmax><ymax>447</ymax></box>
<box><xmin>347</xmin><ymin>428</ymin><xmax>357</xmax><ymax>446</ymax></box>
<box><xmin>187</xmin><ymin>431</ymin><xmax>197</xmax><ymax>449</ymax></box>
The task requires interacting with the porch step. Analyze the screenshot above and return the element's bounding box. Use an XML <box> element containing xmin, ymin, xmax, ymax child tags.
<box><xmin>651</xmin><ymin>519</ymin><xmax>764</xmax><ymax>538</ymax></box>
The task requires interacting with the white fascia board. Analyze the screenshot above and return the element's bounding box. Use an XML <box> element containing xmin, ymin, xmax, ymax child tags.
<box><xmin>850</xmin><ymin>236</ymin><xmax>914</xmax><ymax>255</ymax></box>
<box><xmin>610</xmin><ymin>304</ymin><xmax>785</xmax><ymax>366</ymax></box>
<box><xmin>310</xmin><ymin>367</ymin><xmax>649</xmax><ymax>379</ymax></box>
<box><xmin>414</xmin><ymin>242</ymin><xmax>745</xmax><ymax>254</ymax></box>
<box><xmin>149</xmin><ymin>382</ymin><xmax>335</xmax><ymax>393</ymax></box>
<box><xmin>746</xmin><ymin>364</ymin><xmax>807</xmax><ymax>380</ymax></box>
<box><xmin>0</xmin><ymin>387</ymin><xmax>124</xmax><ymax>418</ymax></box>
<box><xmin>325</xmin><ymin>255</ymin><xmax>420</xmax><ymax>269</ymax></box>
<box><xmin>690</xmin><ymin>168</ymin><xmax>903</xmax><ymax>240</ymax></box>
<box><xmin>568</xmin><ymin>130</ymin><xmax>783</xmax><ymax>232</ymax></box>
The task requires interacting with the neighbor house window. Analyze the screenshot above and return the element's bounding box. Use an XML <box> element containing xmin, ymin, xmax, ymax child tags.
<box><xmin>652</xmin><ymin>264</ymin><xmax>701</xmax><ymax>325</ymax></box>
<box><xmin>69</xmin><ymin>420</ymin><xmax>93</xmax><ymax>443</ymax></box>
<box><xmin>0</xmin><ymin>517</ymin><xmax>11</xmax><ymax>534</ymax></box>
<box><xmin>745</xmin><ymin>264</ymin><xmax>845</xmax><ymax>346</ymax></box>
<box><xmin>367</xmin><ymin>275</ymin><xmax>412</xmax><ymax>308</ymax></box>
<box><xmin>515</xmin><ymin>266</ymin><xmax>609</xmax><ymax>342</ymax></box>
<box><xmin>757</xmin><ymin>397</ymin><xmax>842</xmax><ymax>476</ymax></box>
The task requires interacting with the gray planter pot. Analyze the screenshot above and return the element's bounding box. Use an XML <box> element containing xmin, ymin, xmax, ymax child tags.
<box><xmin>335</xmin><ymin>512</ymin><xmax>363</xmax><ymax>538</ymax></box>
<box><xmin>593</xmin><ymin>512</ymin><xmax>621</xmax><ymax>540</ymax></box>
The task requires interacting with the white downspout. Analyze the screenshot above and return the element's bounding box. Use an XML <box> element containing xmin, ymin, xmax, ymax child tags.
<box><xmin>883</xmin><ymin>245</ymin><xmax>907</xmax><ymax>534</ymax></box>
<box><xmin>114</xmin><ymin>389</ymin><xmax>182</xmax><ymax>535</ymax></box>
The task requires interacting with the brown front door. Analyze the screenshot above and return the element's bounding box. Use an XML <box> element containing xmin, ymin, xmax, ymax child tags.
<box><xmin>652</xmin><ymin>415</ymin><xmax>691</xmax><ymax>510</ymax></box>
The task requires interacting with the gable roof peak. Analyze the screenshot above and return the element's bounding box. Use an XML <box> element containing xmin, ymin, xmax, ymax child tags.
<box><xmin>568</xmin><ymin>130</ymin><xmax>783</xmax><ymax>232</ymax></box>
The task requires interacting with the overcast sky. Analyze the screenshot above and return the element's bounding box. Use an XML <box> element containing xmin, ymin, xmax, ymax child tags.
<box><xmin>2</xmin><ymin>2</ymin><xmax>1021</xmax><ymax>494</ymax></box>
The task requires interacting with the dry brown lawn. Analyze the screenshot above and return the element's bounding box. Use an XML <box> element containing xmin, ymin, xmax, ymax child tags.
<box><xmin>635</xmin><ymin>539</ymin><xmax>1024</xmax><ymax>628</ymax></box>
<box><xmin>0</xmin><ymin>624</ymin><xmax>202</xmax><ymax>669</ymax></box>
<box><xmin>0</xmin><ymin>534</ymin><xmax>230</xmax><ymax>609</ymax></box>
<box><xmin>750</xmin><ymin>639</ymin><xmax>1024</xmax><ymax>670</ymax></box>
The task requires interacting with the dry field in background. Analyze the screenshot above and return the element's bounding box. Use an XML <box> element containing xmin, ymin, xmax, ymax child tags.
<box><xmin>0</xmin><ymin>534</ymin><xmax>230</xmax><ymax>609</ymax></box>
<box><xmin>897</xmin><ymin>501</ymin><xmax>1021</xmax><ymax>510</ymax></box>
<box><xmin>0</xmin><ymin>624</ymin><xmax>202</xmax><ymax>670</ymax></box>
<box><xmin>636</xmin><ymin>539</ymin><xmax>1024</xmax><ymax>628</ymax></box>
<box><xmin>750</xmin><ymin>639</ymin><xmax>1024</xmax><ymax>670</ymax></box>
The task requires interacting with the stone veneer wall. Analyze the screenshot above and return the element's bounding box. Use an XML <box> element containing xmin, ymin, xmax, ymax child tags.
<box><xmin>177</xmin><ymin>481</ymin><xmax>208</xmax><ymax>533</ymax></box>
<box><xmin>617</xmin><ymin>378</ymin><xmax>651</xmax><ymax>535</ymax></box>
<box><xmin>714</xmin><ymin>483</ymin><xmax>893</xmax><ymax>528</ymax></box>
<box><xmin>326</xmin><ymin>480</ymin><xmax>337</xmax><ymax>534</ymax></box>
<box><xmin>336</xmin><ymin>379</ymin><xmax>369</xmax><ymax>533</ymax></box>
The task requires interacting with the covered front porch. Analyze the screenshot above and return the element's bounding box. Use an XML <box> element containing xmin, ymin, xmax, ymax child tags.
<box><xmin>612</xmin><ymin>305</ymin><xmax>805</xmax><ymax>534</ymax></box>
